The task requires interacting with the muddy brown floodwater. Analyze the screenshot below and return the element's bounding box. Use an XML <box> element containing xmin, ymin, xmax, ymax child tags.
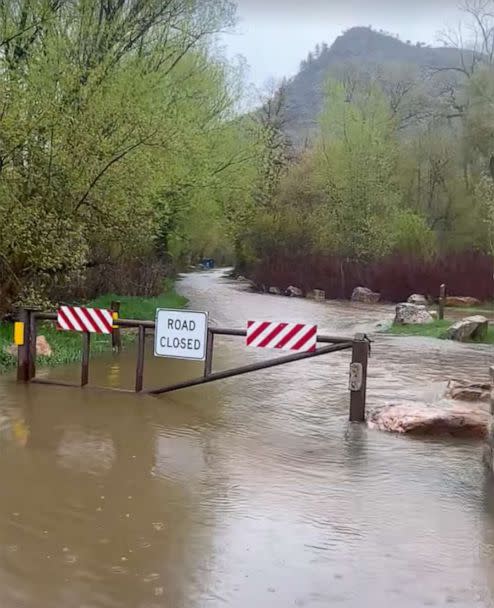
<box><xmin>1</xmin><ymin>269</ymin><xmax>494</xmax><ymax>607</ymax></box>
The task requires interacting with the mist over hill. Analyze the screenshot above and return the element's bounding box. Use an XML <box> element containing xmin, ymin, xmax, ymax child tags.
<box><xmin>282</xmin><ymin>26</ymin><xmax>470</xmax><ymax>142</ymax></box>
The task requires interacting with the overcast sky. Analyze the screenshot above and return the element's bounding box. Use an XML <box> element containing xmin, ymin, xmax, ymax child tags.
<box><xmin>221</xmin><ymin>0</ymin><xmax>466</xmax><ymax>91</ymax></box>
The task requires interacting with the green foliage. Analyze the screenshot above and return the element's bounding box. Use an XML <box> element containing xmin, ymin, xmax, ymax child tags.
<box><xmin>385</xmin><ymin>320</ymin><xmax>451</xmax><ymax>339</ymax></box>
<box><xmin>475</xmin><ymin>173</ymin><xmax>494</xmax><ymax>258</ymax></box>
<box><xmin>239</xmin><ymin>21</ymin><xmax>494</xmax><ymax>269</ymax></box>
<box><xmin>385</xmin><ymin>319</ymin><xmax>494</xmax><ymax>344</ymax></box>
<box><xmin>465</xmin><ymin>66</ymin><xmax>494</xmax><ymax>159</ymax></box>
<box><xmin>390</xmin><ymin>211</ymin><xmax>437</xmax><ymax>257</ymax></box>
<box><xmin>312</xmin><ymin>81</ymin><xmax>402</xmax><ymax>260</ymax></box>
<box><xmin>90</xmin><ymin>280</ymin><xmax>188</xmax><ymax>320</ymax></box>
<box><xmin>4</xmin><ymin>1</ymin><xmax>494</xmax><ymax>304</ymax></box>
<box><xmin>241</xmin><ymin>80</ymin><xmax>414</xmax><ymax>264</ymax></box>
<box><xmin>0</xmin><ymin>280</ymin><xmax>187</xmax><ymax>372</ymax></box>
<box><xmin>0</xmin><ymin>0</ymin><xmax>244</xmax><ymax>311</ymax></box>
<box><xmin>236</xmin><ymin>7</ymin><xmax>494</xmax><ymax>271</ymax></box>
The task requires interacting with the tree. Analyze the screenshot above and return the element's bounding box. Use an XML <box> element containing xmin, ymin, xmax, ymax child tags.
<box><xmin>0</xmin><ymin>0</ymin><xmax>240</xmax><ymax>309</ymax></box>
<box><xmin>313</xmin><ymin>80</ymin><xmax>402</xmax><ymax>260</ymax></box>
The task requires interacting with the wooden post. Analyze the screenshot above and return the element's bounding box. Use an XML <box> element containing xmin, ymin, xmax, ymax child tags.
<box><xmin>16</xmin><ymin>309</ymin><xmax>30</xmax><ymax>382</ymax></box>
<box><xmin>28</xmin><ymin>311</ymin><xmax>37</xmax><ymax>380</ymax></box>
<box><xmin>111</xmin><ymin>300</ymin><xmax>121</xmax><ymax>353</ymax></box>
<box><xmin>81</xmin><ymin>332</ymin><xmax>90</xmax><ymax>386</ymax></box>
<box><xmin>349</xmin><ymin>333</ymin><xmax>369</xmax><ymax>422</ymax></box>
<box><xmin>204</xmin><ymin>329</ymin><xmax>214</xmax><ymax>377</ymax></box>
<box><xmin>438</xmin><ymin>283</ymin><xmax>446</xmax><ymax>320</ymax></box>
<box><xmin>135</xmin><ymin>325</ymin><xmax>145</xmax><ymax>392</ymax></box>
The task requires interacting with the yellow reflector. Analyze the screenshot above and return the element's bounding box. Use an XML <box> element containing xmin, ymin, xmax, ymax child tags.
<box><xmin>112</xmin><ymin>311</ymin><xmax>119</xmax><ymax>328</ymax></box>
<box><xmin>14</xmin><ymin>322</ymin><xmax>24</xmax><ymax>346</ymax></box>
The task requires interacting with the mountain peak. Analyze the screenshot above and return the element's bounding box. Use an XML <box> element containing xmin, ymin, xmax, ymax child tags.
<box><xmin>282</xmin><ymin>26</ymin><xmax>465</xmax><ymax>143</ymax></box>
<box><xmin>331</xmin><ymin>27</ymin><xmax>414</xmax><ymax>55</ymax></box>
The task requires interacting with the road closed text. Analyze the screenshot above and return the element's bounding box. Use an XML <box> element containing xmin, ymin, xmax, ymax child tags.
<box><xmin>160</xmin><ymin>336</ymin><xmax>202</xmax><ymax>351</ymax></box>
<box><xmin>154</xmin><ymin>309</ymin><xmax>208</xmax><ymax>360</ymax></box>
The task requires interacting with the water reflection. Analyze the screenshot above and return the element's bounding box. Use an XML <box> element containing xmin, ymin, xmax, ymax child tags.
<box><xmin>0</xmin><ymin>383</ymin><xmax>225</xmax><ymax>607</ymax></box>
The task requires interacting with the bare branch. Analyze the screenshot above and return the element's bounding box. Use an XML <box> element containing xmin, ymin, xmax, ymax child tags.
<box><xmin>74</xmin><ymin>132</ymin><xmax>157</xmax><ymax>212</ymax></box>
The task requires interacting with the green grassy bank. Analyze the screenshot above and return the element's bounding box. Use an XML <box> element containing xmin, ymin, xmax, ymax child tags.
<box><xmin>0</xmin><ymin>279</ymin><xmax>187</xmax><ymax>372</ymax></box>
<box><xmin>385</xmin><ymin>318</ymin><xmax>494</xmax><ymax>344</ymax></box>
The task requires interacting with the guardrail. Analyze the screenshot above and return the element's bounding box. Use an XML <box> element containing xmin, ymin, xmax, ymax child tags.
<box><xmin>14</xmin><ymin>309</ymin><xmax>370</xmax><ymax>422</ymax></box>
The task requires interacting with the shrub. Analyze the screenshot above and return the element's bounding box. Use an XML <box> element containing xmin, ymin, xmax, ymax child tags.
<box><xmin>249</xmin><ymin>251</ymin><xmax>494</xmax><ymax>302</ymax></box>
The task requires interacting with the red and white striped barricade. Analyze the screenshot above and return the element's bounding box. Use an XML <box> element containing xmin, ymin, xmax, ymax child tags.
<box><xmin>246</xmin><ymin>321</ymin><xmax>317</xmax><ymax>352</ymax></box>
<box><xmin>57</xmin><ymin>306</ymin><xmax>114</xmax><ymax>334</ymax></box>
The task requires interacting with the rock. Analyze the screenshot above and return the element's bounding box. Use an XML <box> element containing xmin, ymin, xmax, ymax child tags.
<box><xmin>236</xmin><ymin>275</ymin><xmax>246</xmax><ymax>281</ymax></box>
<box><xmin>306</xmin><ymin>289</ymin><xmax>325</xmax><ymax>301</ymax></box>
<box><xmin>5</xmin><ymin>335</ymin><xmax>52</xmax><ymax>358</ymax></box>
<box><xmin>367</xmin><ymin>403</ymin><xmax>489</xmax><ymax>438</ymax></box>
<box><xmin>36</xmin><ymin>335</ymin><xmax>52</xmax><ymax>357</ymax></box>
<box><xmin>285</xmin><ymin>285</ymin><xmax>303</xmax><ymax>297</ymax></box>
<box><xmin>445</xmin><ymin>379</ymin><xmax>491</xmax><ymax>403</ymax></box>
<box><xmin>430</xmin><ymin>310</ymin><xmax>438</xmax><ymax>320</ymax></box>
<box><xmin>268</xmin><ymin>286</ymin><xmax>281</xmax><ymax>295</ymax></box>
<box><xmin>444</xmin><ymin>315</ymin><xmax>488</xmax><ymax>342</ymax></box>
<box><xmin>407</xmin><ymin>294</ymin><xmax>428</xmax><ymax>305</ymax></box>
<box><xmin>445</xmin><ymin>296</ymin><xmax>481</xmax><ymax>307</ymax></box>
<box><xmin>375</xmin><ymin>319</ymin><xmax>393</xmax><ymax>331</ymax></box>
<box><xmin>351</xmin><ymin>286</ymin><xmax>380</xmax><ymax>304</ymax></box>
<box><xmin>394</xmin><ymin>303</ymin><xmax>434</xmax><ymax>325</ymax></box>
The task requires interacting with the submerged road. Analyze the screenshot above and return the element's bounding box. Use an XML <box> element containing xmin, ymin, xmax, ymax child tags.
<box><xmin>0</xmin><ymin>269</ymin><xmax>493</xmax><ymax>607</ymax></box>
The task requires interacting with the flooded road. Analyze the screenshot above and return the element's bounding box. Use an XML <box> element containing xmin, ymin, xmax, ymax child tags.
<box><xmin>1</xmin><ymin>269</ymin><xmax>494</xmax><ymax>607</ymax></box>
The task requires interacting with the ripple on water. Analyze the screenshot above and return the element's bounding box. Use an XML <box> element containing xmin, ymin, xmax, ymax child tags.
<box><xmin>0</xmin><ymin>270</ymin><xmax>492</xmax><ymax>607</ymax></box>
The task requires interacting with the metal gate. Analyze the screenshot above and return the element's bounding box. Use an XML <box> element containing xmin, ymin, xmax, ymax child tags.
<box><xmin>14</xmin><ymin>308</ymin><xmax>370</xmax><ymax>422</ymax></box>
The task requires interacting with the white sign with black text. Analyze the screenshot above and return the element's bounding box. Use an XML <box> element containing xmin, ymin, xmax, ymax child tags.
<box><xmin>154</xmin><ymin>309</ymin><xmax>208</xmax><ymax>360</ymax></box>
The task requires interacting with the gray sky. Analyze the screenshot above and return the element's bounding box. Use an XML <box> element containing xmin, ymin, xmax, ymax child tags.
<box><xmin>221</xmin><ymin>0</ymin><xmax>466</xmax><ymax>91</ymax></box>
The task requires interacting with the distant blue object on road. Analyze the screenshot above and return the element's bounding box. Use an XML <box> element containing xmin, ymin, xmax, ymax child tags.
<box><xmin>200</xmin><ymin>258</ymin><xmax>215</xmax><ymax>269</ymax></box>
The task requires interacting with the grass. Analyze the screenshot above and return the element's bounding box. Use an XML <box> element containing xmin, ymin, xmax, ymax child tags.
<box><xmin>88</xmin><ymin>278</ymin><xmax>187</xmax><ymax>320</ymax></box>
<box><xmin>0</xmin><ymin>278</ymin><xmax>188</xmax><ymax>372</ymax></box>
<box><xmin>385</xmin><ymin>319</ymin><xmax>494</xmax><ymax>344</ymax></box>
<box><xmin>447</xmin><ymin>304</ymin><xmax>494</xmax><ymax>315</ymax></box>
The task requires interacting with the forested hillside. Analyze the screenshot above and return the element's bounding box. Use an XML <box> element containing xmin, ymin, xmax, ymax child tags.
<box><xmin>3</xmin><ymin>0</ymin><xmax>494</xmax><ymax>310</ymax></box>
<box><xmin>282</xmin><ymin>26</ymin><xmax>472</xmax><ymax>142</ymax></box>
<box><xmin>235</xmin><ymin>3</ymin><xmax>494</xmax><ymax>300</ymax></box>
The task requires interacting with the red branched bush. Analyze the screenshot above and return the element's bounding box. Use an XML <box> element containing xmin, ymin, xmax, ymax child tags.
<box><xmin>249</xmin><ymin>251</ymin><xmax>494</xmax><ymax>302</ymax></box>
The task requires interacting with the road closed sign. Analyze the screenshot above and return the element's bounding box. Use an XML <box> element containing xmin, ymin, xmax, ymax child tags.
<box><xmin>154</xmin><ymin>309</ymin><xmax>208</xmax><ymax>360</ymax></box>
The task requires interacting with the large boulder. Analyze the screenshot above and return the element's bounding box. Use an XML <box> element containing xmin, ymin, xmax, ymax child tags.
<box><xmin>394</xmin><ymin>303</ymin><xmax>434</xmax><ymax>325</ymax></box>
<box><xmin>445</xmin><ymin>379</ymin><xmax>491</xmax><ymax>402</ymax></box>
<box><xmin>367</xmin><ymin>403</ymin><xmax>489</xmax><ymax>438</ymax></box>
<box><xmin>444</xmin><ymin>315</ymin><xmax>488</xmax><ymax>342</ymax></box>
<box><xmin>445</xmin><ymin>296</ymin><xmax>481</xmax><ymax>307</ymax></box>
<box><xmin>407</xmin><ymin>294</ymin><xmax>428</xmax><ymax>305</ymax></box>
<box><xmin>307</xmin><ymin>289</ymin><xmax>326</xmax><ymax>302</ymax></box>
<box><xmin>285</xmin><ymin>285</ymin><xmax>303</xmax><ymax>297</ymax></box>
<box><xmin>351</xmin><ymin>286</ymin><xmax>380</xmax><ymax>304</ymax></box>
